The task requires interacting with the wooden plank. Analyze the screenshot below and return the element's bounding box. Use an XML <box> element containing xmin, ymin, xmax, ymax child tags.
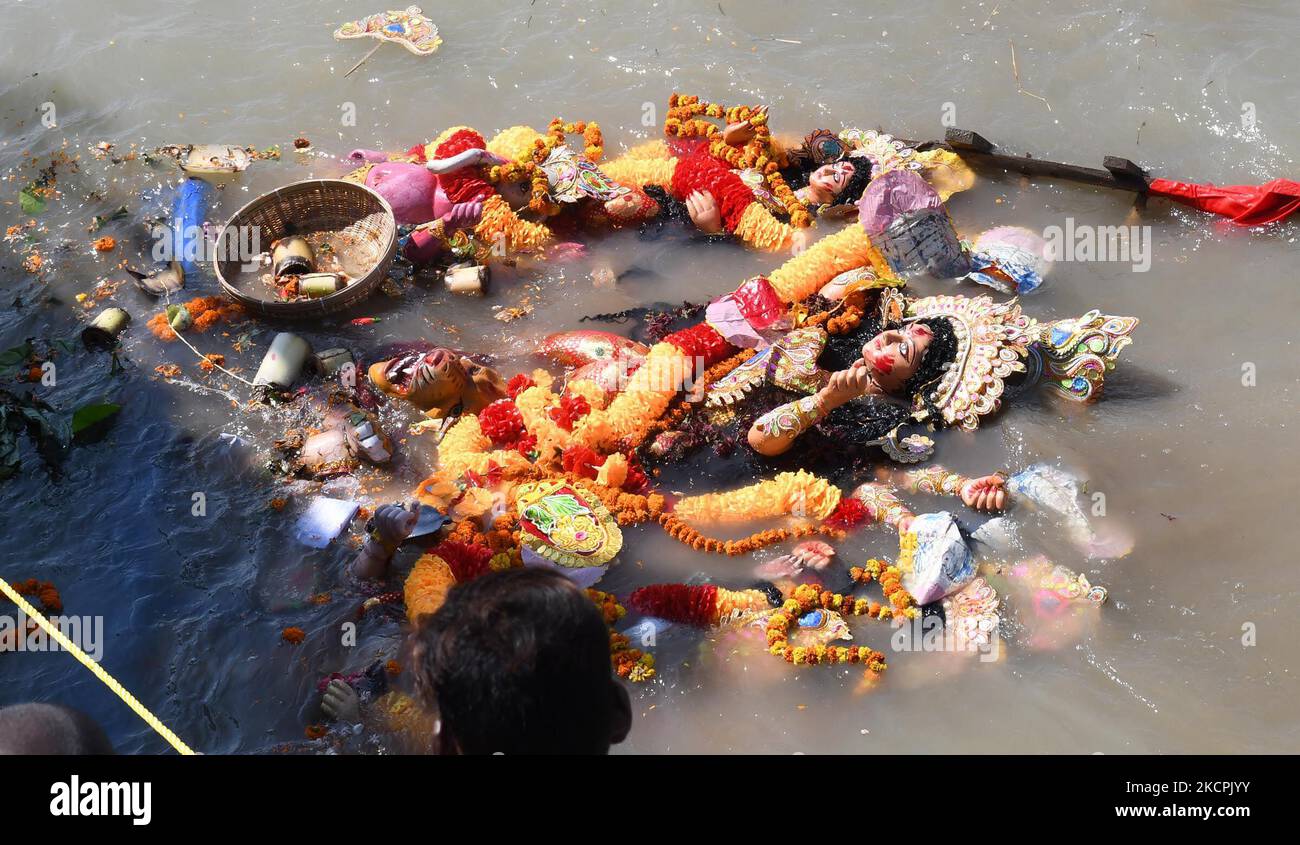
<box><xmin>945</xmin><ymin>129</ymin><xmax>994</xmax><ymax>154</ymax></box>
<box><xmin>1103</xmin><ymin>155</ymin><xmax>1150</xmax><ymax>189</ymax></box>
<box><xmin>893</xmin><ymin>128</ymin><xmax>1151</xmax><ymax>194</ymax></box>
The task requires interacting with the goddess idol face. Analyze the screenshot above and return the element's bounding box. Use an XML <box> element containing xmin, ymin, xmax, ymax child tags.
<box><xmin>859</xmin><ymin>323</ymin><xmax>933</xmax><ymax>393</ymax></box>
<box><xmin>808</xmin><ymin>159</ymin><xmax>857</xmax><ymax>198</ymax></box>
<box><xmin>498</xmin><ymin>177</ymin><xmax>534</xmax><ymax>212</ymax></box>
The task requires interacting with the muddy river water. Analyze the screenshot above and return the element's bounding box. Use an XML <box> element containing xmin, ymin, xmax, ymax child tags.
<box><xmin>1</xmin><ymin>0</ymin><xmax>1298</xmax><ymax>753</ymax></box>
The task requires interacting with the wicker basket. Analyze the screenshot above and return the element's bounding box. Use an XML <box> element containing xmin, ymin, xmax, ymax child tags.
<box><xmin>214</xmin><ymin>179</ymin><xmax>397</xmax><ymax>319</ymax></box>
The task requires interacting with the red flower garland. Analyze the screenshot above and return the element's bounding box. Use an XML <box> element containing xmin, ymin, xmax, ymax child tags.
<box><xmin>506</xmin><ymin>373</ymin><xmax>536</xmax><ymax>399</ymax></box>
<box><xmin>621</xmin><ymin>450</ymin><xmax>651</xmax><ymax>495</ymax></box>
<box><xmin>560</xmin><ymin>445</ymin><xmax>605</xmax><ymax>480</ymax></box>
<box><xmin>514</xmin><ymin>432</ymin><xmax>538</xmax><ymax>458</ymax></box>
<box><xmin>669</xmin><ymin>148</ymin><xmax>756</xmax><ymax>232</ymax></box>
<box><xmin>548</xmin><ymin>392</ymin><xmax>591</xmax><ymax>431</ymax></box>
<box><xmin>627</xmin><ymin>583</ymin><xmax>719</xmax><ymax>627</ymax></box>
<box><xmin>430</xmin><ymin>540</ymin><xmax>492</xmax><ymax>583</ymax></box>
<box><xmin>823</xmin><ymin>497</ymin><xmax>869</xmax><ymax>531</ymax></box>
<box><xmin>663</xmin><ymin>322</ymin><xmax>731</xmax><ymax>367</ymax></box>
<box><xmin>479</xmin><ymin>399</ymin><xmax>526</xmax><ymax>446</ymax></box>
<box><xmin>433</xmin><ymin>129</ymin><xmax>494</xmax><ymax>204</ymax></box>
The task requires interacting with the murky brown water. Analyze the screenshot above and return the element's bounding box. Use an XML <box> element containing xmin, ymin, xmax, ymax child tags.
<box><xmin>2</xmin><ymin>0</ymin><xmax>1298</xmax><ymax>753</ymax></box>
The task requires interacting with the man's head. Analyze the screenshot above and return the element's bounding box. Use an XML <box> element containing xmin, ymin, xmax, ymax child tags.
<box><xmin>411</xmin><ymin>568</ymin><xmax>632</xmax><ymax>755</ymax></box>
<box><xmin>0</xmin><ymin>703</ymin><xmax>115</xmax><ymax>755</ymax></box>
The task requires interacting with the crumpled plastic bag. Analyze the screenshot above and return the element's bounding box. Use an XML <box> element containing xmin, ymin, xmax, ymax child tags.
<box><xmin>900</xmin><ymin>511</ymin><xmax>976</xmax><ymax>605</ymax></box>
<box><xmin>857</xmin><ymin>169</ymin><xmax>944</xmax><ymax>235</ymax></box>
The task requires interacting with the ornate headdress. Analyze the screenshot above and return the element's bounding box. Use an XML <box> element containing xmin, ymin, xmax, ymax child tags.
<box><xmin>882</xmin><ymin>290</ymin><xmax>1138</xmax><ymax>432</ymax></box>
<box><xmin>1024</xmin><ymin>310</ymin><xmax>1138</xmax><ymax>402</ymax></box>
<box><xmin>839</xmin><ymin>128</ymin><xmax>977</xmax><ymax>201</ymax></box>
<box><xmin>786</xmin><ymin>129</ymin><xmax>849</xmax><ymax>170</ymax></box>
<box><xmin>840</xmin><ymin>129</ymin><xmax>925</xmax><ymax>176</ymax></box>
<box><xmin>485</xmin><ymin>119</ymin><xmax>610</xmax><ymax>215</ymax></box>
<box><xmin>903</xmin><ymin>294</ymin><xmax>1034</xmax><ymax>432</ymax></box>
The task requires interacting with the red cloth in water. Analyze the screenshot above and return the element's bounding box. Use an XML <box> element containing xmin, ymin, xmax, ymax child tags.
<box><xmin>1148</xmin><ymin>177</ymin><xmax>1300</xmax><ymax>226</ymax></box>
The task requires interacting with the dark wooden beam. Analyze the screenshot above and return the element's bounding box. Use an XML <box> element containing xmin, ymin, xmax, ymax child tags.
<box><xmin>895</xmin><ymin>128</ymin><xmax>1151</xmax><ymax>194</ymax></box>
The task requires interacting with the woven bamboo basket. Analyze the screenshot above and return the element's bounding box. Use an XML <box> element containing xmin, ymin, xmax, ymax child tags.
<box><xmin>214</xmin><ymin>179</ymin><xmax>397</xmax><ymax>319</ymax></box>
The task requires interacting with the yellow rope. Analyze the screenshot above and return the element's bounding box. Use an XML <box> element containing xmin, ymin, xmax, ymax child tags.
<box><xmin>0</xmin><ymin>576</ymin><xmax>196</xmax><ymax>755</ymax></box>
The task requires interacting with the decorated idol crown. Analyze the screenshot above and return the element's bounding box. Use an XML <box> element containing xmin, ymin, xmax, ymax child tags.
<box><xmin>878</xmin><ymin>289</ymin><xmax>1138</xmax><ymax>433</ymax></box>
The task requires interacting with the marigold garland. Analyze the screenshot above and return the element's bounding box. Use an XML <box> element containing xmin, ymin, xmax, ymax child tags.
<box><xmin>764</xmin><ymin>570</ymin><xmax>916</xmax><ymax>671</ymax></box>
<box><xmin>610</xmin><ymin>632</ymin><xmax>656</xmax><ymax>682</ymax></box>
<box><xmin>486</xmin><ymin>512</ymin><xmax>519</xmax><ymax>554</ymax></box>
<box><xmin>404</xmin><ymin>552</ymin><xmax>456</xmax><ymax>622</ymax></box>
<box><xmin>546</xmin><ymin>118</ymin><xmax>604</xmax><ymax>164</ymax></box>
<box><xmin>489</xmin><ymin>549</ymin><xmax>523</xmax><ymax>571</ymax></box>
<box><xmin>557</xmin><ymin>472</ymin><xmax>665</xmax><ymax>525</ymax></box>
<box><xmin>587</xmin><ymin>588</ymin><xmax>626</xmax><ymax>626</ymax></box>
<box><xmin>767</xmin><ymin>224</ymin><xmax>892</xmax><ymax>304</ymax></box>
<box><xmin>573</xmin><ymin>342</ymin><xmax>689</xmax><ymax>449</ymax></box>
<box><xmin>146</xmin><ymin>296</ymin><xmax>246</xmax><ymax>341</ymax></box>
<box><xmin>733</xmin><ymin>202</ymin><xmax>797</xmax><ymax>251</ymax></box>
<box><xmin>586</xmin><ymin>588</ymin><xmax>655</xmax><ymax>682</ymax></box>
<box><xmin>599</xmin><ymin>141</ymin><xmax>678</xmax><ymax>189</ymax></box>
<box><xmin>626</xmin><ymin>583</ymin><xmax>775</xmax><ymax>626</ymax></box>
<box><xmin>673</xmin><ymin>470</ymin><xmax>842</xmax><ymax>524</ymax></box>
<box><xmin>474</xmin><ymin>194</ymin><xmax>553</xmax><ymax>255</ymax></box>
<box><xmin>665</xmin><ymin>94</ymin><xmax>810</xmax><ymax>229</ymax></box>
<box><xmin>658</xmin><ymin>511</ymin><xmax>820</xmax><ymax>556</ymax></box>
<box><xmin>646</xmin><ymin>349</ymin><xmax>752</xmax><ymax>439</ymax></box>
<box><xmin>485</xmin><ymin>119</ymin><xmax>605</xmax><ymax>217</ymax></box>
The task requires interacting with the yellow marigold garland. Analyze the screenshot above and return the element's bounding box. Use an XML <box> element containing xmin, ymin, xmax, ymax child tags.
<box><xmin>673</xmin><ymin>470</ymin><xmax>842</xmax><ymax>524</ymax></box>
<box><xmin>588</xmin><ymin>589</ymin><xmax>656</xmax><ymax>682</ymax></box>
<box><xmin>404</xmin><ymin>553</ymin><xmax>456</xmax><ymax>623</ymax></box>
<box><xmin>766</xmin><ymin>224</ymin><xmax>892</xmax><ymax>304</ymax></box>
<box><xmin>600</xmin><ymin>140</ymin><xmax>677</xmax><ymax>188</ymax></box>
<box><xmin>484</xmin><ymin>119</ymin><xmax>605</xmax><ymax>217</ymax></box>
<box><xmin>658</xmin><ymin>512</ymin><xmax>821</xmax><ymax>556</ymax></box>
<box><xmin>765</xmin><ymin>564</ymin><xmax>918</xmax><ymax>671</ymax></box>
<box><xmin>474</xmin><ymin>193</ymin><xmax>554</xmax><ymax>255</ymax></box>
<box><xmin>716</xmin><ymin>586</ymin><xmax>775</xmax><ymax>619</ymax></box>
<box><xmin>487</xmin><ymin>125</ymin><xmax>544</xmax><ymax>163</ymax></box>
<box><xmin>545</xmin><ymin>118</ymin><xmax>604</xmax><ymax>163</ymax></box>
<box><xmin>573</xmin><ymin>342</ymin><xmax>689</xmax><ymax>450</ymax></box>
<box><xmin>733</xmin><ymin>202</ymin><xmax>796</xmax><ymax>252</ymax></box>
